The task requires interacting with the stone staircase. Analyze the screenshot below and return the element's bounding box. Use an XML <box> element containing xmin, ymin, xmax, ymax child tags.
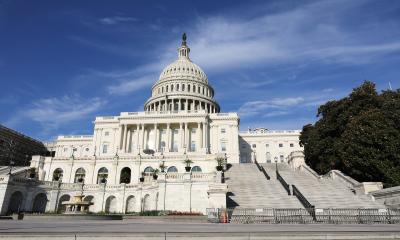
<box><xmin>225</xmin><ymin>163</ymin><xmax>302</xmax><ymax>209</ymax></box>
<box><xmin>262</xmin><ymin>163</ymin><xmax>385</xmax><ymax>209</ymax></box>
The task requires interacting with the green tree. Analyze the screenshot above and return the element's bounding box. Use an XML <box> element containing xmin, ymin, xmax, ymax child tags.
<box><xmin>300</xmin><ymin>81</ymin><xmax>400</xmax><ymax>187</ymax></box>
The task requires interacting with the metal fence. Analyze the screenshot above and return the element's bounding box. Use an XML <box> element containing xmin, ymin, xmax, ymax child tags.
<box><xmin>206</xmin><ymin>208</ymin><xmax>400</xmax><ymax>224</ymax></box>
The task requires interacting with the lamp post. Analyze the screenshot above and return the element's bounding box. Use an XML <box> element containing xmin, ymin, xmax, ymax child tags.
<box><xmin>137</xmin><ymin>145</ymin><xmax>142</xmax><ymax>182</ymax></box>
<box><xmin>274</xmin><ymin>157</ymin><xmax>278</xmax><ymax>175</ymax></box>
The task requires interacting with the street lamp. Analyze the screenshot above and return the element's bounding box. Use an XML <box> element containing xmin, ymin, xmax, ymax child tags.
<box><xmin>274</xmin><ymin>157</ymin><xmax>278</xmax><ymax>175</ymax></box>
<box><xmin>101</xmin><ymin>177</ymin><xmax>107</xmax><ymax>212</ymax></box>
<box><xmin>137</xmin><ymin>145</ymin><xmax>142</xmax><ymax>182</ymax></box>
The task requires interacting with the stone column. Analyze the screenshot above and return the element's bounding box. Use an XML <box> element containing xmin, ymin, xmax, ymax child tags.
<box><xmin>126</xmin><ymin>126</ymin><xmax>131</xmax><ymax>153</ymax></box>
<box><xmin>203</xmin><ymin>122</ymin><xmax>207</xmax><ymax>152</ymax></box>
<box><xmin>118</xmin><ymin>125</ymin><xmax>123</xmax><ymax>150</ymax></box>
<box><xmin>136</xmin><ymin>125</ymin><xmax>140</xmax><ymax>153</ymax></box>
<box><xmin>154</xmin><ymin>124</ymin><xmax>158</xmax><ymax>151</ymax></box>
<box><xmin>179</xmin><ymin>122</ymin><xmax>183</xmax><ymax>151</ymax></box>
<box><xmin>179</xmin><ymin>99</ymin><xmax>181</xmax><ymax>111</ymax></box>
<box><xmin>166</xmin><ymin>123</ymin><xmax>171</xmax><ymax>152</ymax></box>
<box><xmin>197</xmin><ymin>122</ymin><xmax>202</xmax><ymax>151</ymax></box>
<box><xmin>185</xmin><ymin>99</ymin><xmax>188</xmax><ymax>111</ymax></box>
<box><xmin>121</xmin><ymin>125</ymin><xmax>126</xmax><ymax>151</ymax></box>
<box><xmin>185</xmin><ymin>122</ymin><xmax>189</xmax><ymax>151</ymax></box>
<box><xmin>141</xmin><ymin>124</ymin><xmax>145</xmax><ymax>150</ymax></box>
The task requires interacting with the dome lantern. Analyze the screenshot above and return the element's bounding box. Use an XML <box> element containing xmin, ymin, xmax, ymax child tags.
<box><xmin>178</xmin><ymin>33</ymin><xmax>190</xmax><ymax>60</ymax></box>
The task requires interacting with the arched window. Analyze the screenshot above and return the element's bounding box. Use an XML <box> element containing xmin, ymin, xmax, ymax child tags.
<box><xmin>188</xmin><ymin>85</ymin><xmax>191</xmax><ymax>92</ymax></box>
<box><xmin>97</xmin><ymin>167</ymin><xmax>109</xmax><ymax>183</ymax></box>
<box><xmin>171</xmin><ymin>84</ymin><xmax>174</xmax><ymax>91</ymax></box>
<box><xmin>74</xmin><ymin>168</ymin><xmax>86</xmax><ymax>183</ymax></box>
<box><xmin>166</xmin><ymin>85</ymin><xmax>168</xmax><ymax>92</ymax></box>
<box><xmin>191</xmin><ymin>166</ymin><xmax>202</xmax><ymax>172</ymax></box>
<box><xmin>120</xmin><ymin>167</ymin><xmax>131</xmax><ymax>184</ymax></box>
<box><xmin>182</xmin><ymin>84</ymin><xmax>185</xmax><ymax>91</ymax></box>
<box><xmin>167</xmin><ymin>166</ymin><xmax>178</xmax><ymax>172</ymax></box>
<box><xmin>144</xmin><ymin>166</ymin><xmax>154</xmax><ymax>176</ymax></box>
<box><xmin>52</xmin><ymin>168</ymin><xmax>63</xmax><ymax>181</ymax></box>
<box><xmin>176</xmin><ymin>84</ymin><xmax>179</xmax><ymax>91</ymax></box>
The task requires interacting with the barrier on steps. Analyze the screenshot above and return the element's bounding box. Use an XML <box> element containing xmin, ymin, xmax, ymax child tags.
<box><xmin>292</xmin><ymin>184</ymin><xmax>316</xmax><ymax>220</ymax></box>
<box><xmin>254</xmin><ymin>160</ymin><xmax>270</xmax><ymax>180</ymax></box>
<box><xmin>276</xmin><ymin>171</ymin><xmax>291</xmax><ymax>195</ymax></box>
<box><xmin>206</xmin><ymin>207</ymin><xmax>400</xmax><ymax>224</ymax></box>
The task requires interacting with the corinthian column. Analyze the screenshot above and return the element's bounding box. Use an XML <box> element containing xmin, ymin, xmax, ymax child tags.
<box><xmin>197</xmin><ymin>122</ymin><xmax>202</xmax><ymax>151</ymax></box>
<box><xmin>167</xmin><ymin>123</ymin><xmax>171</xmax><ymax>152</ymax></box>
<box><xmin>122</xmin><ymin>124</ymin><xmax>127</xmax><ymax>152</ymax></box>
<box><xmin>154</xmin><ymin>124</ymin><xmax>158</xmax><ymax>151</ymax></box>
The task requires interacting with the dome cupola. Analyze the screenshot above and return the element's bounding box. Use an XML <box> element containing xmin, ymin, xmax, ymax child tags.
<box><xmin>144</xmin><ymin>33</ymin><xmax>220</xmax><ymax>113</ymax></box>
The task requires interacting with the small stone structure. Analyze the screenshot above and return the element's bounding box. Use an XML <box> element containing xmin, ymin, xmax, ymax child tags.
<box><xmin>62</xmin><ymin>194</ymin><xmax>93</xmax><ymax>214</ymax></box>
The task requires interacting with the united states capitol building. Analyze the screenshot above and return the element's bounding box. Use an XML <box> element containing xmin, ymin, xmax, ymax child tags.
<box><xmin>0</xmin><ymin>35</ymin><xmax>395</xmax><ymax>217</ymax></box>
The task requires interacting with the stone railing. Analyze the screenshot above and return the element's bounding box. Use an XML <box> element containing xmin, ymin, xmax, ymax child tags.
<box><xmin>165</xmin><ymin>173</ymin><xmax>184</xmax><ymax>181</ymax></box>
<box><xmin>240</xmin><ymin>130</ymin><xmax>301</xmax><ymax>135</ymax></box>
<box><xmin>191</xmin><ymin>172</ymin><xmax>215</xmax><ymax>181</ymax></box>
<box><xmin>120</xmin><ymin>110</ymin><xmax>208</xmax><ymax>117</ymax></box>
<box><xmin>58</xmin><ymin>135</ymin><xmax>93</xmax><ymax>139</ymax></box>
<box><xmin>301</xmin><ymin>164</ymin><xmax>322</xmax><ymax>180</ymax></box>
<box><xmin>325</xmin><ymin>170</ymin><xmax>360</xmax><ymax>189</ymax></box>
<box><xmin>164</xmin><ymin>172</ymin><xmax>215</xmax><ymax>182</ymax></box>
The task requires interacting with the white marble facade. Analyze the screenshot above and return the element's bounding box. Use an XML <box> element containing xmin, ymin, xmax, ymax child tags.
<box><xmin>0</xmin><ymin>35</ymin><xmax>302</xmax><ymax>215</ymax></box>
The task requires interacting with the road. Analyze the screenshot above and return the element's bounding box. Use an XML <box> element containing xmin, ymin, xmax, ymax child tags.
<box><xmin>0</xmin><ymin>220</ymin><xmax>399</xmax><ymax>239</ymax></box>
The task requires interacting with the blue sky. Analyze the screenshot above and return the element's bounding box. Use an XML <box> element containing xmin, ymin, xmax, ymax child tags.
<box><xmin>0</xmin><ymin>0</ymin><xmax>399</xmax><ymax>141</ymax></box>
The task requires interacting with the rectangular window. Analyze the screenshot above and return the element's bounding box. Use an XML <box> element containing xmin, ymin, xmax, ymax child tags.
<box><xmin>280</xmin><ymin>155</ymin><xmax>284</xmax><ymax>162</ymax></box>
<box><xmin>191</xmin><ymin>141</ymin><xmax>196</xmax><ymax>152</ymax></box>
<box><xmin>221</xmin><ymin>128</ymin><xmax>226</xmax><ymax>133</ymax></box>
<box><xmin>290</xmin><ymin>143</ymin><xmax>294</xmax><ymax>147</ymax></box>
<box><xmin>105</xmin><ymin>131</ymin><xmax>109</xmax><ymax>136</ymax></box>
<box><xmin>102</xmin><ymin>145</ymin><xmax>108</xmax><ymax>154</ymax></box>
<box><xmin>265</xmin><ymin>143</ymin><xmax>269</xmax><ymax>148</ymax></box>
<box><xmin>279</xmin><ymin>143</ymin><xmax>283</xmax><ymax>148</ymax></box>
<box><xmin>221</xmin><ymin>142</ymin><xmax>227</xmax><ymax>152</ymax></box>
<box><xmin>266</xmin><ymin>152</ymin><xmax>271</xmax><ymax>163</ymax></box>
<box><xmin>191</xmin><ymin>129</ymin><xmax>196</xmax><ymax>134</ymax></box>
<box><xmin>173</xmin><ymin>141</ymin><xmax>178</xmax><ymax>152</ymax></box>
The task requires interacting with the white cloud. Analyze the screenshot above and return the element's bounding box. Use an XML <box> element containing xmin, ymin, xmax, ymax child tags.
<box><xmin>99</xmin><ymin>16</ymin><xmax>138</xmax><ymax>25</ymax></box>
<box><xmin>238</xmin><ymin>97</ymin><xmax>304</xmax><ymax>117</ymax></box>
<box><xmin>108</xmin><ymin>75</ymin><xmax>155</xmax><ymax>95</ymax></box>
<box><xmin>7</xmin><ymin>95</ymin><xmax>106</xmax><ymax>130</ymax></box>
<box><xmin>175</xmin><ymin>0</ymin><xmax>400</xmax><ymax>72</ymax></box>
<box><xmin>102</xmin><ymin>0</ymin><xmax>400</xmax><ymax>95</ymax></box>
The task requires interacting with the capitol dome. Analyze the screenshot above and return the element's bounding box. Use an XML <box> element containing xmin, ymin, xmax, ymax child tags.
<box><xmin>144</xmin><ymin>34</ymin><xmax>220</xmax><ymax>113</ymax></box>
